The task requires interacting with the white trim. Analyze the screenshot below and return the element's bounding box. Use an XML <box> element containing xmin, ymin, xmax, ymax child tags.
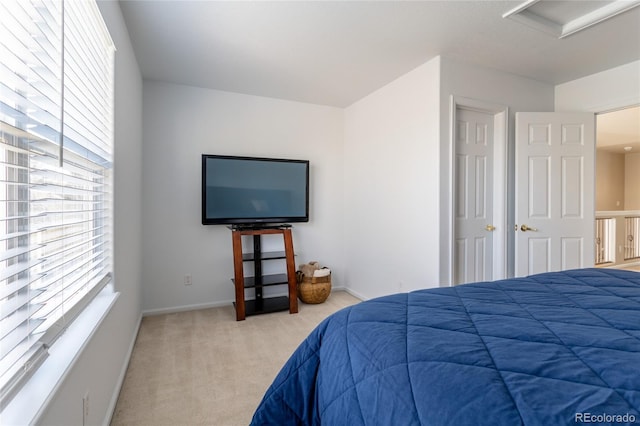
<box><xmin>578</xmin><ymin>99</ymin><xmax>640</xmax><ymax>115</ymax></box>
<box><xmin>142</xmin><ymin>300</ymin><xmax>236</xmax><ymax>317</ymax></box>
<box><xmin>142</xmin><ymin>285</ymin><xmax>352</xmax><ymax>317</ymax></box>
<box><xmin>341</xmin><ymin>287</ymin><xmax>368</xmax><ymax>302</ymax></box>
<box><xmin>449</xmin><ymin>96</ymin><xmax>509</xmax><ymax>286</ymax></box>
<box><xmin>596</xmin><ymin>210</ymin><xmax>640</xmax><ymax>217</ymax></box>
<box><xmin>502</xmin><ymin>0</ymin><xmax>541</xmax><ymax>18</ymax></box>
<box><xmin>561</xmin><ymin>0</ymin><xmax>640</xmax><ymax>39</ymax></box>
<box><xmin>503</xmin><ymin>0</ymin><xmax>640</xmax><ymax>39</ymax></box>
<box><xmin>492</xmin><ymin>109</ymin><xmax>509</xmax><ymax>281</ymax></box>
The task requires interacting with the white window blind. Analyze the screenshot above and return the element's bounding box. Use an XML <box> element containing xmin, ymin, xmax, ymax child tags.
<box><xmin>0</xmin><ymin>0</ymin><xmax>114</xmax><ymax>403</ymax></box>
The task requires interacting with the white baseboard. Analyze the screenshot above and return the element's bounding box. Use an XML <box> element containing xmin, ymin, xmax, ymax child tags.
<box><xmin>142</xmin><ymin>284</ymin><xmax>364</xmax><ymax>317</ymax></box>
<box><xmin>142</xmin><ymin>299</ymin><xmax>236</xmax><ymax>317</ymax></box>
<box><xmin>342</xmin><ymin>287</ymin><xmax>368</xmax><ymax>301</ymax></box>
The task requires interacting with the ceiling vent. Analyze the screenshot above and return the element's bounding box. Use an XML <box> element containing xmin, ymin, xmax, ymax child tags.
<box><xmin>503</xmin><ymin>0</ymin><xmax>640</xmax><ymax>38</ymax></box>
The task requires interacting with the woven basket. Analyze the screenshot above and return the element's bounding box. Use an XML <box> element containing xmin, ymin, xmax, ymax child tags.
<box><xmin>297</xmin><ymin>271</ymin><xmax>331</xmax><ymax>304</ymax></box>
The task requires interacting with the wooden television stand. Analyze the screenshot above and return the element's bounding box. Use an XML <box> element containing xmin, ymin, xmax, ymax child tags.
<box><xmin>230</xmin><ymin>225</ymin><xmax>298</xmax><ymax>321</ymax></box>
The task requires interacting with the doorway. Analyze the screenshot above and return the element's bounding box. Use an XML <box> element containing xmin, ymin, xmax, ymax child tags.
<box><xmin>595</xmin><ymin>105</ymin><xmax>640</xmax><ymax>270</ymax></box>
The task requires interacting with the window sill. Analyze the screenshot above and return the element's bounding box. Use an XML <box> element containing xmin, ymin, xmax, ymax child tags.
<box><xmin>1</xmin><ymin>286</ymin><xmax>119</xmax><ymax>425</ymax></box>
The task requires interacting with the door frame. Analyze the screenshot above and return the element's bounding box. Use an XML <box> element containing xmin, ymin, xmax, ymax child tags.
<box><xmin>449</xmin><ymin>96</ymin><xmax>509</xmax><ymax>286</ymax></box>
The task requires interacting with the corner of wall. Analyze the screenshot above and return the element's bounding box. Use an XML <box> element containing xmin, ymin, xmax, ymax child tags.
<box><xmin>554</xmin><ymin>60</ymin><xmax>640</xmax><ymax>112</ymax></box>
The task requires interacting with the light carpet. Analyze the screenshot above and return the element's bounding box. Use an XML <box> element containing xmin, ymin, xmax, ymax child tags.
<box><xmin>110</xmin><ymin>291</ymin><xmax>361</xmax><ymax>426</ymax></box>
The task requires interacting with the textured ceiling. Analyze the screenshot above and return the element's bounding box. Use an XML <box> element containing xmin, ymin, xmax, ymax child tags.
<box><xmin>118</xmin><ymin>0</ymin><xmax>640</xmax><ymax>107</ymax></box>
<box><xmin>597</xmin><ymin>106</ymin><xmax>640</xmax><ymax>153</ymax></box>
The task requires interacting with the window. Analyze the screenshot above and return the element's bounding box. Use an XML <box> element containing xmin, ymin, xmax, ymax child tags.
<box><xmin>0</xmin><ymin>0</ymin><xmax>114</xmax><ymax>403</ymax></box>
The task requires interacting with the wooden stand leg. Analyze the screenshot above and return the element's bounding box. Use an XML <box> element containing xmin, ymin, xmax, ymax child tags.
<box><xmin>283</xmin><ymin>228</ymin><xmax>298</xmax><ymax>314</ymax></box>
<box><xmin>231</xmin><ymin>231</ymin><xmax>246</xmax><ymax>321</ymax></box>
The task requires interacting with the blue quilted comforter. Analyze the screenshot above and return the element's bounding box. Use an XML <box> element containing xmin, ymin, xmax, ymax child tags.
<box><xmin>251</xmin><ymin>269</ymin><xmax>640</xmax><ymax>425</ymax></box>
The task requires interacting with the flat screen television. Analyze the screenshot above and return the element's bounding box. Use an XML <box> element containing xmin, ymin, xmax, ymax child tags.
<box><xmin>202</xmin><ymin>154</ymin><xmax>310</xmax><ymax>226</ymax></box>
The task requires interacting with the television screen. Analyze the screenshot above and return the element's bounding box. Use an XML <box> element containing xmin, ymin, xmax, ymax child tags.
<box><xmin>202</xmin><ymin>155</ymin><xmax>310</xmax><ymax>225</ymax></box>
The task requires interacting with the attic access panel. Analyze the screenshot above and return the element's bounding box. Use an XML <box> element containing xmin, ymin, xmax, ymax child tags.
<box><xmin>503</xmin><ymin>0</ymin><xmax>640</xmax><ymax>38</ymax></box>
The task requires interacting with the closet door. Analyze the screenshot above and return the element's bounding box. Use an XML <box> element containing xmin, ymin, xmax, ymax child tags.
<box><xmin>454</xmin><ymin>108</ymin><xmax>495</xmax><ymax>284</ymax></box>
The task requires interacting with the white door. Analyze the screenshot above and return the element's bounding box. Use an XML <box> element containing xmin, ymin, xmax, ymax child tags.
<box><xmin>515</xmin><ymin>112</ymin><xmax>595</xmax><ymax>276</ymax></box>
<box><xmin>455</xmin><ymin>108</ymin><xmax>495</xmax><ymax>284</ymax></box>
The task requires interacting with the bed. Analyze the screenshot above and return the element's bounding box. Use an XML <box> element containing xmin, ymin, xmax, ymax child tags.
<box><xmin>250</xmin><ymin>268</ymin><xmax>640</xmax><ymax>425</ymax></box>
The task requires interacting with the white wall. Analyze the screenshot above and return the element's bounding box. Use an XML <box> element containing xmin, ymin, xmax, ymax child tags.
<box><xmin>438</xmin><ymin>57</ymin><xmax>555</xmax><ymax>284</ymax></box>
<box><xmin>555</xmin><ymin>60</ymin><xmax>640</xmax><ymax>112</ymax></box>
<box><xmin>37</xmin><ymin>2</ymin><xmax>144</xmax><ymax>425</ymax></box>
<box><xmin>341</xmin><ymin>56</ymin><xmax>556</xmax><ymax>299</ymax></box>
<box><xmin>596</xmin><ymin>149</ymin><xmax>626</xmax><ymax>211</ymax></box>
<box><xmin>626</xmin><ymin>152</ymin><xmax>640</xmax><ymax>210</ymax></box>
<box><xmin>141</xmin><ymin>82</ymin><xmax>344</xmax><ymax>313</ymax></box>
<box><xmin>138</xmin><ymin>58</ymin><xmax>639</xmax><ymax>312</ymax></box>
<box><xmin>343</xmin><ymin>57</ymin><xmax>441</xmax><ymax>299</ymax></box>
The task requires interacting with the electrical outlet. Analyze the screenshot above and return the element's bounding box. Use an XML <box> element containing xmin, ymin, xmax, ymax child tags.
<box><xmin>184</xmin><ymin>274</ymin><xmax>192</xmax><ymax>286</ymax></box>
<box><xmin>82</xmin><ymin>390</ymin><xmax>90</xmax><ymax>425</ymax></box>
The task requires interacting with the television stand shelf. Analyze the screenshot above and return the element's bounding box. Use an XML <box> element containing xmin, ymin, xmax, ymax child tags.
<box><xmin>230</xmin><ymin>226</ymin><xmax>298</xmax><ymax>321</ymax></box>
